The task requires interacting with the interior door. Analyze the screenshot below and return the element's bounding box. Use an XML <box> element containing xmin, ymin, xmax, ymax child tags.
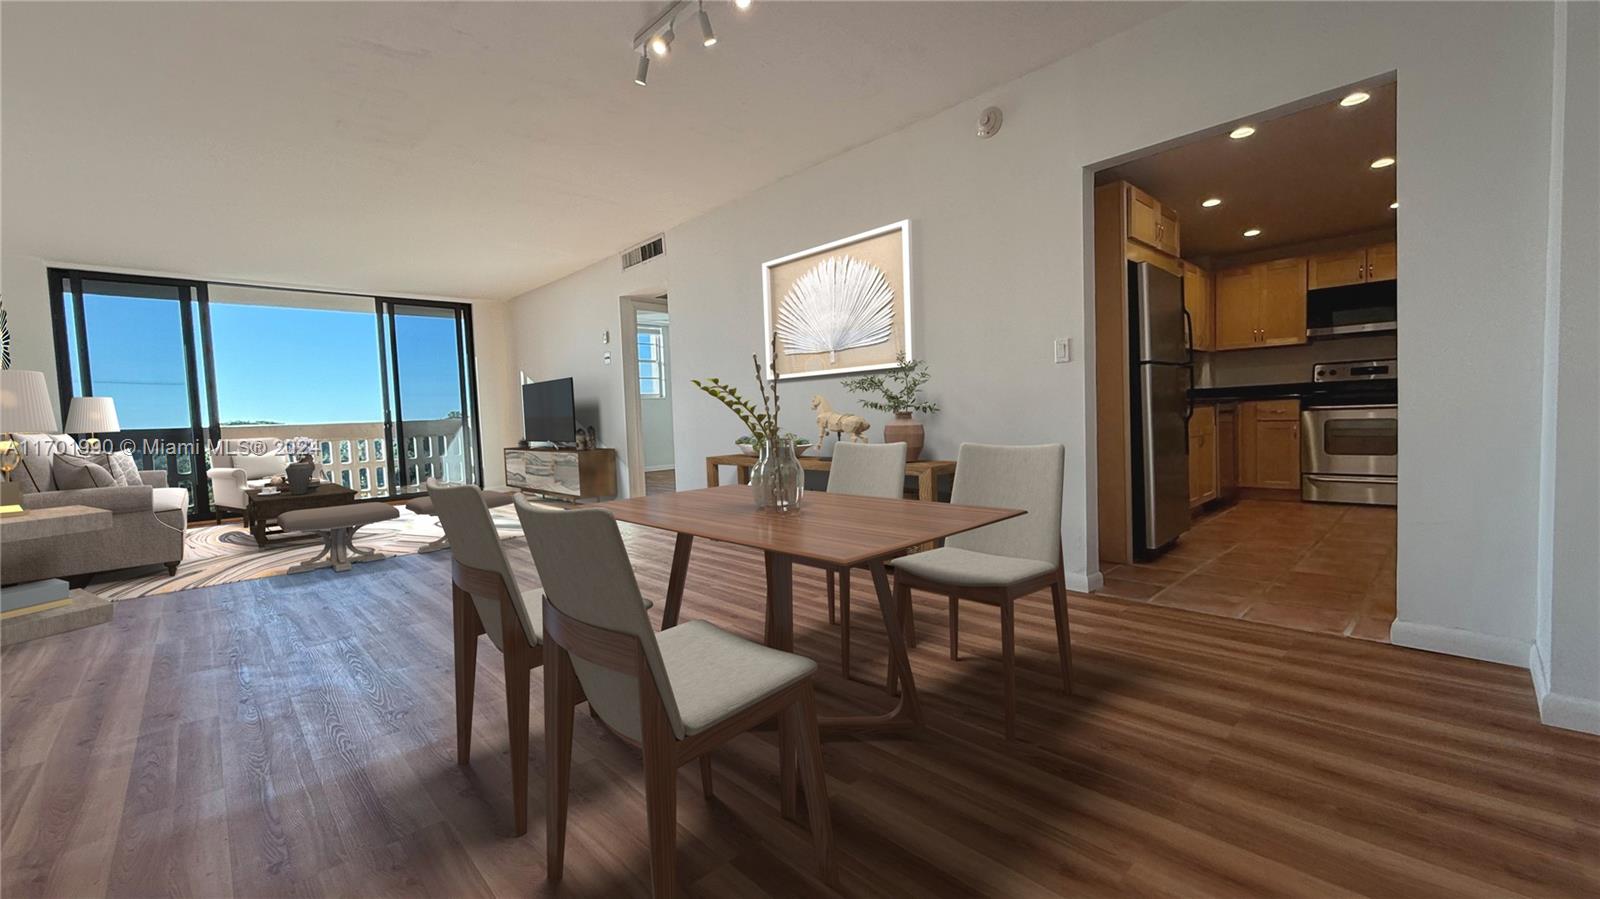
<box><xmin>380</xmin><ymin>300</ymin><xmax>481</xmax><ymax>496</ymax></box>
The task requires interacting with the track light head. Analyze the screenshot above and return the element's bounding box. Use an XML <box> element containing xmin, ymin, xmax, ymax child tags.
<box><xmin>735</xmin><ymin>0</ymin><xmax>752</xmax><ymax>9</ymax></box>
<box><xmin>698</xmin><ymin>6</ymin><xmax>717</xmax><ymax>46</ymax></box>
<box><xmin>635</xmin><ymin>52</ymin><xmax>649</xmax><ymax>86</ymax></box>
<box><xmin>650</xmin><ymin>22</ymin><xmax>674</xmax><ymax>56</ymax></box>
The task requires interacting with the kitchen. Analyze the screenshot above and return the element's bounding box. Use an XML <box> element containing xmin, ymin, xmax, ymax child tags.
<box><xmin>1092</xmin><ymin>80</ymin><xmax>1399</xmax><ymax>641</ymax></box>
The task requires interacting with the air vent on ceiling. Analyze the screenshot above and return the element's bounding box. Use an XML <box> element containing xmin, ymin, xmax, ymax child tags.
<box><xmin>620</xmin><ymin>235</ymin><xmax>665</xmax><ymax>270</ymax></box>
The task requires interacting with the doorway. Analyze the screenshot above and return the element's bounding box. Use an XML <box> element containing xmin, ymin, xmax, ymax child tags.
<box><xmin>621</xmin><ymin>297</ymin><xmax>676</xmax><ymax>496</ymax></box>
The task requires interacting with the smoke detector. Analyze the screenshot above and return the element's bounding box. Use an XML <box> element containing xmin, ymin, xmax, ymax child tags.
<box><xmin>977</xmin><ymin>106</ymin><xmax>1003</xmax><ymax>139</ymax></box>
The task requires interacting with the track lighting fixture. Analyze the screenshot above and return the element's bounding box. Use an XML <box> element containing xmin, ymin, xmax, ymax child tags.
<box><xmin>650</xmin><ymin>22</ymin><xmax>674</xmax><ymax>57</ymax></box>
<box><xmin>635</xmin><ymin>51</ymin><xmax>650</xmax><ymax>86</ymax></box>
<box><xmin>735</xmin><ymin>0</ymin><xmax>752</xmax><ymax>9</ymax></box>
<box><xmin>698</xmin><ymin>3</ymin><xmax>717</xmax><ymax>47</ymax></box>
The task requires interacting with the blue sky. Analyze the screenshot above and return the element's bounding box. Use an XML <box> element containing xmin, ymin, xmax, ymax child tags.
<box><xmin>77</xmin><ymin>295</ymin><xmax>466</xmax><ymax>429</ymax></box>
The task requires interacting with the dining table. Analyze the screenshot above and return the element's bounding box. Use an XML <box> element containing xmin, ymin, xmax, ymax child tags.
<box><xmin>597</xmin><ymin>484</ymin><xmax>1024</xmax><ymax>734</ymax></box>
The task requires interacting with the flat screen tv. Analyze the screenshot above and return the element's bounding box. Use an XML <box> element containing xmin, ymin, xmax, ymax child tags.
<box><xmin>522</xmin><ymin>378</ymin><xmax>577</xmax><ymax>444</ymax></box>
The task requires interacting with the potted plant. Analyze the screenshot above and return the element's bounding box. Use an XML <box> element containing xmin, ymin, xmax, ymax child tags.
<box><xmin>841</xmin><ymin>353</ymin><xmax>939</xmax><ymax>461</ymax></box>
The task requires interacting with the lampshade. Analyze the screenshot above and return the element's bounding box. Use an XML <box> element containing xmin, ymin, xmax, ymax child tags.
<box><xmin>65</xmin><ymin>396</ymin><xmax>121</xmax><ymax>434</ymax></box>
<box><xmin>0</xmin><ymin>370</ymin><xmax>61</xmax><ymax>434</ymax></box>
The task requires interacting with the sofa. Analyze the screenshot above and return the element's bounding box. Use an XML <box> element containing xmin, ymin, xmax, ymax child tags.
<box><xmin>2</xmin><ymin>434</ymin><xmax>189</xmax><ymax>584</ymax></box>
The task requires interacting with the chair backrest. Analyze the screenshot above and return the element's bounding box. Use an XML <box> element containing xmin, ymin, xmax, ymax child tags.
<box><xmin>946</xmin><ymin>443</ymin><xmax>1064</xmax><ymax>566</ymax></box>
<box><xmin>513</xmin><ymin>496</ymin><xmax>687</xmax><ymax>742</ymax></box>
<box><xmin>826</xmin><ymin>441</ymin><xmax>907</xmax><ymax>499</ymax></box>
<box><xmin>427</xmin><ymin>479</ymin><xmax>537</xmax><ymax>650</ymax></box>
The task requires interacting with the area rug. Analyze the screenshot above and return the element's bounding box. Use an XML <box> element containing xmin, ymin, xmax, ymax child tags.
<box><xmin>89</xmin><ymin>505</ymin><xmax>533</xmax><ymax>601</ymax></box>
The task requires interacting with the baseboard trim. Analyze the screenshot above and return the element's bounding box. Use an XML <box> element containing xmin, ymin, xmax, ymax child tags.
<box><xmin>1389</xmin><ymin>620</ymin><xmax>1530</xmax><ymax>668</ymax></box>
<box><xmin>1066</xmin><ymin>570</ymin><xmax>1104</xmax><ymax>593</ymax></box>
<box><xmin>643</xmin><ymin>464</ymin><xmax>676</xmax><ymax>472</ymax></box>
<box><xmin>1528</xmin><ymin>641</ymin><xmax>1600</xmax><ymax>734</ymax></box>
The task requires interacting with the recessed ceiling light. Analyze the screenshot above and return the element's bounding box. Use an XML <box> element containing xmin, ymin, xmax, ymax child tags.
<box><xmin>1371</xmin><ymin>156</ymin><xmax>1396</xmax><ymax>169</ymax></box>
<box><xmin>1243</xmin><ymin>228</ymin><xmax>1262</xmax><ymax>238</ymax></box>
<box><xmin>1340</xmin><ymin>91</ymin><xmax>1371</xmax><ymax>107</ymax></box>
<box><xmin>1390</xmin><ymin>201</ymin><xmax>1399</xmax><ymax>210</ymax></box>
<box><xmin>1201</xmin><ymin>198</ymin><xmax>1222</xmax><ymax>208</ymax></box>
<box><xmin>1229</xmin><ymin>125</ymin><xmax>1256</xmax><ymax>140</ymax></box>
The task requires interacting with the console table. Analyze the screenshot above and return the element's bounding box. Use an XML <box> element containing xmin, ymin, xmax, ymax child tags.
<box><xmin>506</xmin><ymin>447</ymin><xmax>618</xmax><ymax>500</ymax></box>
<box><xmin>704</xmin><ymin>453</ymin><xmax>956</xmax><ymax>502</ymax></box>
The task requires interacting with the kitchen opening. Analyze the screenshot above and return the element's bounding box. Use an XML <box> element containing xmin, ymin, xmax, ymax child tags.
<box><xmin>1089</xmin><ymin>78</ymin><xmax>1398</xmax><ymax>642</ymax></box>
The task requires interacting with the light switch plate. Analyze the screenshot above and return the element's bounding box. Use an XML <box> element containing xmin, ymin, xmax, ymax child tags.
<box><xmin>1053</xmin><ymin>337</ymin><xmax>1072</xmax><ymax>363</ymax></box>
<box><xmin>601</xmin><ymin>330</ymin><xmax>610</xmax><ymax>344</ymax></box>
<box><xmin>603</xmin><ymin>351</ymin><xmax>612</xmax><ymax>365</ymax></box>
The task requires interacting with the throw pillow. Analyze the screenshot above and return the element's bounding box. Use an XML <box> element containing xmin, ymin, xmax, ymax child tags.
<box><xmin>52</xmin><ymin>453</ymin><xmax>116</xmax><ymax>490</ymax></box>
<box><xmin>103</xmin><ymin>449</ymin><xmax>143</xmax><ymax>487</ymax></box>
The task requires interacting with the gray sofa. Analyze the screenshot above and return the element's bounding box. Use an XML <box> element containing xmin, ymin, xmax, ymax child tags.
<box><xmin>1</xmin><ymin>434</ymin><xmax>188</xmax><ymax>585</ymax></box>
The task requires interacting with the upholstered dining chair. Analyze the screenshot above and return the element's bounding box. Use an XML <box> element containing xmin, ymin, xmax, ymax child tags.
<box><xmin>427</xmin><ymin>479</ymin><xmax>545</xmax><ymax>835</ymax></box>
<box><xmin>821</xmin><ymin>441</ymin><xmax>907</xmax><ymax>678</ymax></box>
<box><xmin>514</xmin><ymin>496</ymin><xmax>836</xmax><ymax>898</ymax></box>
<box><xmin>888</xmin><ymin>443</ymin><xmax>1070</xmax><ymax>740</ymax></box>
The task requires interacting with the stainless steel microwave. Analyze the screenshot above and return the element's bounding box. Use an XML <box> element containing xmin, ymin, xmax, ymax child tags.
<box><xmin>1305</xmin><ymin>281</ymin><xmax>1397</xmax><ymax>338</ymax></box>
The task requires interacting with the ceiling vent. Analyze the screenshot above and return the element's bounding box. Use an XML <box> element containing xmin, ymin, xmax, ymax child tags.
<box><xmin>620</xmin><ymin>235</ymin><xmax>665</xmax><ymax>271</ymax></box>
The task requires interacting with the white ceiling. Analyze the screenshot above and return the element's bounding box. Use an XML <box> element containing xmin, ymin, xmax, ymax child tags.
<box><xmin>2</xmin><ymin>1</ymin><xmax>1174</xmax><ymax>301</ymax></box>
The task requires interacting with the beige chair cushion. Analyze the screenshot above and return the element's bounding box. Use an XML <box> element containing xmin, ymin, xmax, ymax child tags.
<box><xmin>406</xmin><ymin>489</ymin><xmax>516</xmax><ymax>515</ymax></box>
<box><xmin>890</xmin><ymin>546</ymin><xmax>1056</xmax><ymax>588</ymax></box>
<box><xmin>277</xmin><ymin>503</ymin><xmax>398</xmax><ymax>531</ymax></box>
<box><xmin>656</xmin><ymin>621</ymin><xmax>817</xmax><ymax>735</ymax></box>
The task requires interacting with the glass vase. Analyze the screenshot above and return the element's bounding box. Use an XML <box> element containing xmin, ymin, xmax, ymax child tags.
<box><xmin>751</xmin><ymin>435</ymin><xmax>804</xmax><ymax>512</ymax></box>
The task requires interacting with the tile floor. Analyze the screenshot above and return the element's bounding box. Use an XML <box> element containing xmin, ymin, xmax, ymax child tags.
<box><xmin>1098</xmin><ymin>497</ymin><xmax>1397</xmax><ymax>642</ymax></box>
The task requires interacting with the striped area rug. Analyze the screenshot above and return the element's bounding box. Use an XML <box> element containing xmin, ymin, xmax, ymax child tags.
<box><xmin>89</xmin><ymin>505</ymin><xmax>534</xmax><ymax>601</ymax></box>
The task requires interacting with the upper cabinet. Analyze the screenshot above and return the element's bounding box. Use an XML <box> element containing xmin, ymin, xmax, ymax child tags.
<box><xmin>1126</xmin><ymin>185</ymin><xmax>1180</xmax><ymax>257</ymax></box>
<box><xmin>1213</xmin><ymin>258</ymin><xmax>1308</xmax><ymax>350</ymax></box>
<box><xmin>1182</xmin><ymin>261</ymin><xmax>1214</xmax><ymax>351</ymax></box>
<box><xmin>1308</xmin><ymin>241</ymin><xmax>1398</xmax><ymax>289</ymax></box>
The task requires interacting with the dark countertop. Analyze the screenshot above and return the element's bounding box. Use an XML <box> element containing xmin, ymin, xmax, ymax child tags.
<box><xmin>1190</xmin><ymin>382</ymin><xmax>1313</xmax><ymax>402</ymax></box>
<box><xmin>1191</xmin><ymin>381</ymin><xmax>1397</xmax><ymax>406</ymax></box>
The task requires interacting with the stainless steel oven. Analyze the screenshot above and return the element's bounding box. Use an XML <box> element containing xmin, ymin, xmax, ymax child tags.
<box><xmin>1300</xmin><ymin>360</ymin><xmax>1397</xmax><ymax>506</ymax></box>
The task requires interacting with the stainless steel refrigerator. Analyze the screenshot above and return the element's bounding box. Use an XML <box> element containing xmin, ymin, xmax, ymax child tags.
<box><xmin>1129</xmin><ymin>261</ymin><xmax>1192</xmax><ymax>555</ymax></box>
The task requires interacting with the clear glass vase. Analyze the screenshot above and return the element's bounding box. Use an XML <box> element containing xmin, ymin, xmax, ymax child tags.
<box><xmin>751</xmin><ymin>435</ymin><xmax>804</xmax><ymax>512</ymax></box>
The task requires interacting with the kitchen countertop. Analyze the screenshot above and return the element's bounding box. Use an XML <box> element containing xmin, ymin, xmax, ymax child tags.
<box><xmin>1190</xmin><ymin>382</ymin><xmax>1315</xmax><ymax>402</ymax></box>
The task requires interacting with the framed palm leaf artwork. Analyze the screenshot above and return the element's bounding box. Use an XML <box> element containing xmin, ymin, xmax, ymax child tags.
<box><xmin>762</xmin><ymin>220</ymin><xmax>912</xmax><ymax>380</ymax></box>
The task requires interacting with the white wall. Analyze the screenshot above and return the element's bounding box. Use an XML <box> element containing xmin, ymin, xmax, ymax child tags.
<box><xmin>0</xmin><ymin>253</ymin><xmax>517</xmax><ymax>489</ymax></box>
<box><xmin>640</xmin><ymin>319</ymin><xmax>677</xmax><ymax>470</ymax></box>
<box><xmin>1532</xmin><ymin>0</ymin><xmax>1600</xmax><ymax>734</ymax></box>
<box><xmin>511</xmin><ymin>3</ymin><xmax>1565</xmax><ymax>665</ymax></box>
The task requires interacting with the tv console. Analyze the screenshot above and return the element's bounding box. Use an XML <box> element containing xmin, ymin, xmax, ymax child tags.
<box><xmin>505</xmin><ymin>447</ymin><xmax>618</xmax><ymax>500</ymax></box>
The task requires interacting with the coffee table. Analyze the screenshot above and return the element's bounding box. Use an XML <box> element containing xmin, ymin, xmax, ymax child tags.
<box><xmin>243</xmin><ymin>483</ymin><xmax>357</xmax><ymax>547</ymax></box>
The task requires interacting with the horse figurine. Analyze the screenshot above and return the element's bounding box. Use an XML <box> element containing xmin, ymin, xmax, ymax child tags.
<box><xmin>812</xmin><ymin>396</ymin><xmax>871</xmax><ymax>445</ymax></box>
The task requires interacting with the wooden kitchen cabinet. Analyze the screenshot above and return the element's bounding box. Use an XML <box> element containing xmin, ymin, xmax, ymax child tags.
<box><xmin>1308</xmin><ymin>242</ymin><xmax>1397</xmax><ymax>288</ymax></box>
<box><xmin>1188</xmin><ymin>403</ymin><xmax>1218</xmax><ymax>508</ymax></box>
<box><xmin>1126</xmin><ymin>184</ymin><xmax>1180</xmax><ymax>257</ymax></box>
<box><xmin>1212</xmin><ymin>259</ymin><xmax>1307</xmax><ymax>349</ymax></box>
<box><xmin>1216</xmin><ymin>404</ymin><xmax>1238</xmax><ymax>501</ymax></box>
<box><xmin>1182</xmin><ymin>261</ymin><xmax>1214</xmax><ymax>351</ymax></box>
<box><xmin>1237</xmin><ymin>399</ymin><xmax>1301</xmax><ymax>490</ymax></box>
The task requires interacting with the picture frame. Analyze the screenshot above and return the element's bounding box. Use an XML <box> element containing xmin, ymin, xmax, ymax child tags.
<box><xmin>762</xmin><ymin>219</ymin><xmax>912</xmax><ymax>381</ymax></box>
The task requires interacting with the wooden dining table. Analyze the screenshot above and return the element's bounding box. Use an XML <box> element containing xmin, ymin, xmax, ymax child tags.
<box><xmin>597</xmin><ymin>485</ymin><xmax>1023</xmax><ymax>733</ymax></box>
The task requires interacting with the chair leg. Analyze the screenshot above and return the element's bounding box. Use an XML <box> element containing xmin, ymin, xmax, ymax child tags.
<box><xmin>778</xmin><ymin>703</ymin><xmax>798</xmax><ymax>821</ymax></box>
<box><xmin>793</xmin><ymin>683</ymin><xmax>838</xmax><ymax>888</ymax></box>
<box><xmin>827</xmin><ymin>570</ymin><xmax>836</xmax><ymax>626</ymax></box>
<box><xmin>699</xmin><ymin>754</ymin><xmax>715</xmax><ymax>801</ymax></box>
<box><xmin>451</xmin><ymin>585</ymin><xmax>478</xmax><ymax>766</ymax></box>
<box><xmin>838</xmin><ymin>570</ymin><xmax>852</xmax><ymax>680</ymax></box>
<box><xmin>641</xmin><ymin>705</ymin><xmax>678</xmax><ymax>899</ymax></box>
<box><xmin>544</xmin><ymin>644</ymin><xmax>575</xmax><ymax>880</ymax></box>
<box><xmin>504</xmin><ymin>624</ymin><xmax>532</xmax><ymax>836</ymax></box>
<box><xmin>1001</xmin><ymin>600</ymin><xmax>1017</xmax><ymax>741</ymax></box>
<box><xmin>948</xmin><ymin>594</ymin><xmax>960</xmax><ymax>660</ymax></box>
<box><xmin>1050</xmin><ymin>580</ymin><xmax>1073</xmax><ymax>694</ymax></box>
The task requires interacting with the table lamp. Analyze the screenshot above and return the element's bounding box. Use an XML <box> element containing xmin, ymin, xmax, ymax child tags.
<box><xmin>1</xmin><ymin>370</ymin><xmax>62</xmax><ymax>516</ymax></box>
<box><xmin>64</xmin><ymin>396</ymin><xmax>120</xmax><ymax>452</ymax></box>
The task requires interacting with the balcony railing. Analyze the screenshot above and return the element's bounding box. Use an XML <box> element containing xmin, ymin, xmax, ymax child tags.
<box><xmin>219</xmin><ymin>419</ymin><xmax>469</xmax><ymax>498</ymax></box>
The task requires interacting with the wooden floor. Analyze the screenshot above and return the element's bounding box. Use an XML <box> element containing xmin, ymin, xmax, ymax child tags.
<box><xmin>4</xmin><ymin>525</ymin><xmax>1597</xmax><ymax>898</ymax></box>
<box><xmin>1100</xmin><ymin>498</ymin><xmax>1398</xmax><ymax>642</ymax></box>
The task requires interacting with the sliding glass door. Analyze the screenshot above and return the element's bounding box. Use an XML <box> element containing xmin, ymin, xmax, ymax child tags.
<box><xmin>51</xmin><ymin>269</ymin><xmax>482</xmax><ymax>518</ymax></box>
<box><xmin>51</xmin><ymin>272</ymin><xmax>215</xmax><ymax>517</ymax></box>
<box><xmin>380</xmin><ymin>300</ymin><xmax>480</xmax><ymax>495</ymax></box>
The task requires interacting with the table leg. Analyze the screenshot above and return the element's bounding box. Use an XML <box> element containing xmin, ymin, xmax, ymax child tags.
<box><xmin>662</xmin><ymin>534</ymin><xmax>694</xmax><ymax>629</ymax></box>
<box><xmin>705</xmin><ymin>459</ymin><xmax>720</xmax><ymax>488</ymax></box>
<box><xmin>763</xmin><ymin>551</ymin><xmax>794</xmax><ymax>652</ymax></box>
<box><xmin>818</xmin><ymin>560</ymin><xmax>922</xmax><ymax>736</ymax></box>
<box><xmin>917</xmin><ymin>471</ymin><xmax>936</xmax><ymax>502</ymax></box>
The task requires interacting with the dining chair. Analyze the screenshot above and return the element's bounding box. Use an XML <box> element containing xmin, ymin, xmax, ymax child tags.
<box><xmin>888</xmin><ymin>443</ymin><xmax>1070</xmax><ymax>740</ymax></box>
<box><xmin>428</xmin><ymin>479</ymin><xmax>546</xmax><ymax>835</ymax></box>
<box><xmin>514</xmin><ymin>496</ymin><xmax>836</xmax><ymax>898</ymax></box>
<box><xmin>822</xmin><ymin>441</ymin><xmax>907</xmax><ymax>679</ymax></box>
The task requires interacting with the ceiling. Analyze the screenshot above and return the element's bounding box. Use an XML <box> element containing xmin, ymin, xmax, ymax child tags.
<box><xmin>1</xmin><ymin>1</ymin><xmax>1175</xmax><ymax>301</ymax></box>
<box><xmin>1098</xmin><ymin>81</ymin><xmax>1397</xmax><ymax>259</ymax></box>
